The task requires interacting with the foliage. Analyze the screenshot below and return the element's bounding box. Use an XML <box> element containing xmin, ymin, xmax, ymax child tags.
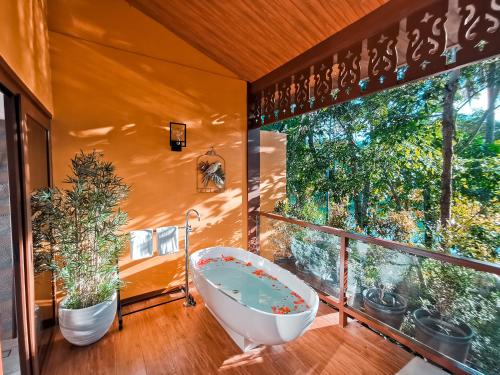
<box><xmin>267</xmin><ymin>57</ymin><xmax>499</xmax><ymax>261</ymax></box>
<box><xmin>275</xmin><ymin>197</ymin><xmax>326</xmax><ymax>225</ymax></box>
<box><xmin>266</xmin><ymin>57</ymin><xmax>499</xmax><ymax>374</ymax></box>
<box><xmin>370</xmin><ymin>211</ymin><xmax>418</xmax><ymax>243</ymax></box>
<box><xmin>417</xmin><ymin>260</ymin><xmax>498</xmax><ymax>374</ymax></box>
<box><xmin>349</xmin><ymin>244</ymin><xmax>410</xmax><ymax>295</ymax></box>
<box><xmin>327</xmin><ymin>200</ymin><xmax>350</xmax><ymax>230</ymax></box>
<box><xmin>439</xmin><ymin>196</ymin><xmax>499</xmax><ymax>261</ymax></box>
<box><xmin>267</xmin><ymin>202</ymin><xmax>298</xmax><ymax>259</ymax></box>
<box><xmin>32</xmin><ymin>151</ymin><xmax>129</xmax><ymax>309</ymax></box>
<box><xmin>419</xmin><ymin>261</ymin><xmax>490</xmax><ymax>321</ymax></box>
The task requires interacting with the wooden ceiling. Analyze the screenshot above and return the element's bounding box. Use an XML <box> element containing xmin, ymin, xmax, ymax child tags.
<box><xmin>128</xmin><ymin>0</ymin><xmax>389</xmax><ymax>82</ymax></box>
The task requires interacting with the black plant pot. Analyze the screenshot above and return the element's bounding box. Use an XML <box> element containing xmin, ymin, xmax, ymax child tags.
<box><xmin>274</xmin><ymin>255</ymin><xmax>295</xmax><ymax>266</ymax></box>
<box><xmin>363</xmin><ymin>288</ymin><xmax>408</xmax><ymax>329</ymax></box>
<box><xmin>353</xmin><ymin>291</ymin><xmax>364</xmax><ymax>309</ymax></box>
<box><xmin>413</xmin><ymin>309</ymin><xmax>473</xmax><ymax>363</ymax></box>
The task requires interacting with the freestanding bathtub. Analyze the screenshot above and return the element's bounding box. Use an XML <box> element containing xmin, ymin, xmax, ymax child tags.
<box><xmin>190</xmin><ymin>247</ymin><xmax>319</xmax><ymax>352</ymax></box>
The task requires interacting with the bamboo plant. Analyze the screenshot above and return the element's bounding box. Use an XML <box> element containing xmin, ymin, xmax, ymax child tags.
<box><xmin>32</xmin><ymin>151</ymin><xmax>129</xmax><ymax>309</ymax></box>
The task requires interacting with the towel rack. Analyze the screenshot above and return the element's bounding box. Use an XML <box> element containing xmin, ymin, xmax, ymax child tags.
<box><xmin>117</xmin><ymin>285</ymin><xmax>187</xmax><ymax>330</ymax></box>
<box><xmin>116</xmin><ymin>225</ymin><xmax>193</xmax><ymax>330</ymax></box>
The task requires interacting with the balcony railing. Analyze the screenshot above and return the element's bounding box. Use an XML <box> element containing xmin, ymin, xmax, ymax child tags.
<box><xmin>260</xmin><ymin>211</ymin><xmax>500</xmax><ymax>375</ymax></box>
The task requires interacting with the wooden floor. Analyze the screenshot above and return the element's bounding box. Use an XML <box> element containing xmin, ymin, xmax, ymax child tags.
<box><xmin>43</xmin><ymin>289</ymin><xmax>416</xmax><ymax>375</ymax></box>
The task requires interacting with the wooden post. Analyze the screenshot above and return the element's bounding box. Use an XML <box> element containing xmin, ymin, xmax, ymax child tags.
<box><xmin>338</xmin><ymin>236</ymin><xmax>349</xmax><ymax>327</ymax></box>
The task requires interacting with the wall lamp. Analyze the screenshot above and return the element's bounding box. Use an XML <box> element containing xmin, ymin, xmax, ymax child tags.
<box><xmin>170</xmin><ymin>122</ymin><xmax>186</xmax><ymax>152</ymax></box>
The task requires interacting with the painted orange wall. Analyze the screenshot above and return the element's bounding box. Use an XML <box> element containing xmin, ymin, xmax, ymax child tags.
<box><xmin>259</xmin><ymin>131</ymin><xmax>287</xmax><ymax>261</ymax></box>
<box><xmin>0</xmin><ymin>0</ymin><xmax>53</xmax><ymax>112</ymax></box>
<box><xmin>48</xmin><ymin>0</ymin><xmax>247</xmax><ymax>299</ymax></box>
<box><xmin>260</xmin><ymin>131</ymin><xmax>287</xmax><ymax>212</ymax></box>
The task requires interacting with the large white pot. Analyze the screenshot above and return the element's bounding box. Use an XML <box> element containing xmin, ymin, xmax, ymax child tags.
<box><xmin>58</xmin><ymin>293</ymin><xmax>117</xmax><ymax>346</ymax></box>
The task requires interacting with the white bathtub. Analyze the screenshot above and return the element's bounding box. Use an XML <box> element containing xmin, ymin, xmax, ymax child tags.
<box><xmin>190</xmin><ymin>247</ymin><xmax>319</xmax><ymax>352</ymax></box>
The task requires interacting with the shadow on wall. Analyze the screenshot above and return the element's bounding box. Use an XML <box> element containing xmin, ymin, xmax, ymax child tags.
<box><xmin>260</xmin><ymin>131</ymin><xmax>287</xmax><ymax>213</ymax></box>
<box><xmin>0</xmin><ymin>0</ymin><xmax>53</xmax><ymax>110</ymax></box>
<box><xmin>47</xmin><ymin>0</ymin><xmax>238</xmax><ymax>80</ymax></box>
<box><xmin>49</xmin><ymin>27</ymin><xmax>247</xmax><ymax>298</ymax></box>
<box><xmin>260</xmin><ymin>131</ymin><xmax>287</xmax><ymax>261</ymax></box>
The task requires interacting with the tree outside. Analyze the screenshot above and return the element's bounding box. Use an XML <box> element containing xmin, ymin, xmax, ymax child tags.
<box><xmin>265</xmin><ymin>58</ymin><xmax>499</xmax><ymax>263</ymax></box>
<box><xmin>261</xmin><ymin>57</ymin><xmax>499</xmax><ymax>374</ymax></box>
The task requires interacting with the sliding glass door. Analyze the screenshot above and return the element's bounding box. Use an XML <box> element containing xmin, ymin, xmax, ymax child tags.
<box><xmin>26</xmin><ymin>116</ymin><xmax>54</xmax><ymax>369</ymax></box>
<box><xmin>0</xmin><ymin>90</ymin><xmax>21</xmax><ymax>375</ymax></box>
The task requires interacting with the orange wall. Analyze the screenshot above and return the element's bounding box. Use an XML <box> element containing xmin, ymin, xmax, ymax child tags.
<box><xmin>260</xmin><ymin>131</ymin><xmax>287</xmax><ymax>212</ymax></box>
<box><xmin>260</xmin><ymin>131</ymin><xmax>287</xmax><ymax>260</ymax></box>
<box><xmin>0</xmin><ymin>0</ymin><xmax>53</xmax><ymax>112</ymax></box>
<box><xmin>48</xmin><ymin>0</ymin><xmax>247</xmax><ymax>299</ymax></box>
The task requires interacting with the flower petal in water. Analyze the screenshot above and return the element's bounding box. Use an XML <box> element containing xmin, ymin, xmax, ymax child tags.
<box><xmin>197</xmin><ymin>257</ymin><xmax>217</xmax><ymax>267</ymax></box>
<box><xmin>291</xmin><ymin>291</ymin><xmax>305</xmax><ymax>305</ymax></box>
<box><xmin>272</xmin><ymin>305</ymin><xmax>291</xmax><ymax>314</ymax></box>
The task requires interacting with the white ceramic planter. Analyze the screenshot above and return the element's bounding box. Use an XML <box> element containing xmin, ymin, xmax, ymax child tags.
<box><xmin>58</xmin><ymin>293</ymin><xmax>117</xmax><ymax>346</ymax></box>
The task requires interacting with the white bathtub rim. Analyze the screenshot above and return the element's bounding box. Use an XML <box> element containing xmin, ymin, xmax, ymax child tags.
<box><xmin>190</xmin><ymin>247</ymin><xmax>319</xmax><ymax>318</ymax></box>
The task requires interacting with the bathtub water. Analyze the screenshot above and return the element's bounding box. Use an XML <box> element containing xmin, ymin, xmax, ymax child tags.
<box><xmin>199</xmin><ymin>257</ymin><xmax>310</xmax><ymax>314</ymax></box>
<box><xmin>191</xmin><ymin>247</ymin><xmax>319</xmax><ymax>352</ymax></box>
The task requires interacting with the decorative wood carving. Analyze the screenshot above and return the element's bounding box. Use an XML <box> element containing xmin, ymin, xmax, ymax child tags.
<box><xmin>337</xmin><ymin>43</ymin><xmax>363</xmax><ymax>102</ymax></box>
<box><xmin>313</xmin><ymin>56</ymin><xmax>334</xmax><ymax>108</ymax></box>
<box><xmin>458</xmin><ymin>0</ymin><xmax>500</xmax><ymax>59</ymax></box>
<box><xmin>248</xmin><ymin>0</ymin><xmax>500</xmax><ymax>128</ymax></box>
<box><xmin>367</xmin><ymin>23</ymin><xmax>400</xmax><ymax>91</ymax></box>
<box><xmin>405</xmin><ymin>1</ymin><xmax>448</xmax><ymax>81</ymax></box>
<box><xmin>292</xmin><ymin>67</ymin><xmax>311</xmax><ymax>116</ymax></box>
<box><xmin>261</xmin><ymin>86</ymin><xmax>275</xmax><ymax>124</ymax></box>
<box><xmin>278</xmin><ymin>76</ymin><xmax>292</xmax><ymax>118</ymax></box>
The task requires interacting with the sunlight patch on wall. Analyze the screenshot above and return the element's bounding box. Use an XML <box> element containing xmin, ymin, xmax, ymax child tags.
<box><xmin>69</xmin><ymin>126</ymin><xmax>114</xmax><ymax>138</ymax></box>
<box><xmin>120</xmin><ymin>123</ymin><xmax>136</xmax><ymax>131</ymax></box>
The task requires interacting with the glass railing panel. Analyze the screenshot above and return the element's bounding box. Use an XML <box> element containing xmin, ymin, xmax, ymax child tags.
<box><xmin>260</xmin><ymin>216</ymin><xmax>341</xmax><ymax>299</ymax></box>
<box><xmin>347</xmin><ymin>239</ymin><xmax>499</xmax><ymax>374</ymax></box>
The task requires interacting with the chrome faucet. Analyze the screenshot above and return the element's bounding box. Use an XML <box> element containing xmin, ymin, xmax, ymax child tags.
<box><xmin>184</xmin><ymin>209</ymin><xmax>200</xmax><ymax>307</ymax></box>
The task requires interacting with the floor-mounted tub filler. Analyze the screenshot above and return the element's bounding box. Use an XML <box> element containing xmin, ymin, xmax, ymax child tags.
<box><xmin>190</xmin><ymin>247</ymin><xmax>319</xmax><ymax>352</ymax></box>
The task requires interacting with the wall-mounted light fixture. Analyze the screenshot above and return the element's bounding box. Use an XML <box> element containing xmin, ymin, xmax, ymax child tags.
<box><xmin>170</xmin><ymin>122</ymin><xmax>186</xmax><ymax>152</ymax></box>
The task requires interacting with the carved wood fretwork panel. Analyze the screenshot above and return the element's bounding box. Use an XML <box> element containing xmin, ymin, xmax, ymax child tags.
<box><xmin>337</xmin><ymin>43</ymin><xmax>363</xmax><ymax>102</ymax></box>
<box><xmin>313</xmin><ymin>56</ymin><xmax>334</xmax><ymax>109</ymax></box>
<box><xmin>367</xmin><ymin>23</ymin><xmax>399</xmax><ymax>91</ymax></box>
<box><xmin>405</xmin><ymin>1</ymin><xmax>448</xmax><ymax>82</ymax></box>
<box><xmin>458</xmin><ymin>0</ymin><xmax>500</xmax><ymax>58</ymax></box>
<box><xmin>248</xmin><ymin>0</ymin><xmax>500</xmax><ymax>128</ymax></box>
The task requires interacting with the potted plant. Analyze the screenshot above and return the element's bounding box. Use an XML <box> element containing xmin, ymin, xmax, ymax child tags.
<box><xmin>270</xmin><ymin>200</ymin><xmax>301</xmax><ymax>266</ymax></box>
<box><xmin>354</xmin><ymin>244</ymin><xmax>409</xmax><ymax>329</ymax></box>
<box><xmin>363</xmin><ymin>283</ymin><xmax>408</xmax><ymax>329</ymax></box>
<box><xmin>413</xmin><ymin>260</ymin><xmax>475</xmax><ymax>363</ymax></box>
<box><xmin>32</xmin><ymin>226</ymin><xmax>52</xmax><ymax>342</ymax></box>
<box><xmin>32</xmin><ymin>151</ymin><xmax>129</xmax><ymax>346</ymax></box>
<box><xmin>413</xmin><ymin>308</ymin><xmax>473</xmax><ymax>362</ymax></box>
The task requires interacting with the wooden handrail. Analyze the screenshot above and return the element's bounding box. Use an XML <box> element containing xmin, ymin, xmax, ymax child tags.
<box><xmin>261</xmin><ymin>210</ymin><xmax>495</xmax><ymax>374</ymax></box>
<box><xmin>343</xmin><ymin>306</ymin><xmax>473</xmax><ymax>375</ymax></box>
<box><xmin>260</xmin><ymin>211</ymin><xmax>500</xmax><ymax>276</ymax></box>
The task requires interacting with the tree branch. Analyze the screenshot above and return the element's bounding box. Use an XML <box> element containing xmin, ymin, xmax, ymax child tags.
<box><xmin>456</xmin><ymin>102</ymin><xmax>500</xmax><ymax>154</ymax></box>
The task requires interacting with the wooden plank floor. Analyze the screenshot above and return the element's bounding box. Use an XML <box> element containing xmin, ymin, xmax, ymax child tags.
<box><xmin>43</xmin><ymin>289</ymin><xmax>415</xmax><ymax>375</ymax></box>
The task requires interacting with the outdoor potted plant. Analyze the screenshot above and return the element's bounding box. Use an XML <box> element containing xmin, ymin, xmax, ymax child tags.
<box><xmin>363</xmin><ymin>283</ymin><xmax>408</xmax><ymax>329</ymax></box>
<box><xmin>32</xmin><ymin>151</ymin><xmax>129</xmax><ymax>346</ymax></box>
<box><xmin>412</xmin><ymin>260</ymin><xmax>475</xmax><ymax>363</ymax></box>
<box><xmin>413</xmin><ymin>308</ymin><xmax>473</xmax><ymax>362</ymax></box>
<box><xmin>269</xmin><ymin>221</ymin><xmax>296</xmax><ymax>265</ymax></box>
<box><xmin>270</xmin><ymin>199</ymin><xmax>299</xmax><ymax>265</ymax></box>
<box><xmin>290</xmin><ymin>230</ymin><xmax>340</xmax><ymax>283</ymax></box>
<box><xmin>354</xmin><ymin>243</ymin><xmax>409</xmax><ymax>329</ymax></box>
